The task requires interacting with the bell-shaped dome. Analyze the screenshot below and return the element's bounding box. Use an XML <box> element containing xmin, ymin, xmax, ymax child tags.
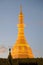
<box><xmin>11</xmin><ymin>38</ymin><xmax>34</xmax><ymax>58</ymax></box>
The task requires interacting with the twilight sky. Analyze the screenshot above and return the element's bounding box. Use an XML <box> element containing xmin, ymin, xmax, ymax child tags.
<box><xmin>0</xmin><ymin>0</ymin><xmax>43</xmax><ymax>58</ymax></box>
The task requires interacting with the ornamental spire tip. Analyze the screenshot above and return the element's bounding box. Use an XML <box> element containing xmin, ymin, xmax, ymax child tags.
<box><xmin>20</xmin><ymin>5</ymin><xmax>22</xmax><ymax>13</ymax></box>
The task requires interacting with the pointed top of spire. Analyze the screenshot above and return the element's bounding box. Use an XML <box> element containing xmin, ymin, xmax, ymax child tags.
<box><xmin>20</xmin><ymin>5</ymin><xmax>22</xmax><ymax>14</ymax></box>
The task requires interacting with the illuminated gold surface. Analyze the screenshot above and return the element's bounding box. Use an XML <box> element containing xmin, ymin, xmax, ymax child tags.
<box><xmin>11</xmin><ymin>6</ymin><xmax>34</xmax><ymax>58</ymax></box>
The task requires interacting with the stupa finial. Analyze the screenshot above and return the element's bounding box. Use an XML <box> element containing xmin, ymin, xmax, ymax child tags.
<box><xmin>20</xmin><ymin>5</ymin><xmax>22</xmax><ymax>13</ymax></box>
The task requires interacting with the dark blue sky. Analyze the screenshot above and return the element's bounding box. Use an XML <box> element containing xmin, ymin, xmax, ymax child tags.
<box><xmin>0</xmin><ymin>0</ymin><xmax>43</xmax><ymax>58</ymax></box>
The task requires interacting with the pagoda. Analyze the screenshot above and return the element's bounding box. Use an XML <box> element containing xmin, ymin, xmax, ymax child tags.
<box><xmin>11</xmin><ymin>6</ymin><xmax>34</xmax><ymax>58</ymax></box>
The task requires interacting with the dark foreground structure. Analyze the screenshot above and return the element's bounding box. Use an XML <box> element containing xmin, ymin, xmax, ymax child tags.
<box><xmin>0</xmin><ymin>56</ymin><xmax>43</xmax><ymax>65</ymax></box>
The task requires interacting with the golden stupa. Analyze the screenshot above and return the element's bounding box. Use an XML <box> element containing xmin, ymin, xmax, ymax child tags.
<box><xmin>11</xmin><ymin>6</ymin><xmax>34</xmax><ymax>58</ymax></box>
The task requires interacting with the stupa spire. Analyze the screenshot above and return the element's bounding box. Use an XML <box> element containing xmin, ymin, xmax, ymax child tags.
<box><xmin>19</xmin><ymin>5</ymin><xmax>24</xmax><ymax>24</ymax></box>
<box><xmin>17</xmin><ymin>5</ymin><xmax>24</xmax><ymax>38</ymax></box>
<box><xmin>20</xmin><ymin>5</ymin><xmax>22</xmax><ymax>13</ymax></box>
